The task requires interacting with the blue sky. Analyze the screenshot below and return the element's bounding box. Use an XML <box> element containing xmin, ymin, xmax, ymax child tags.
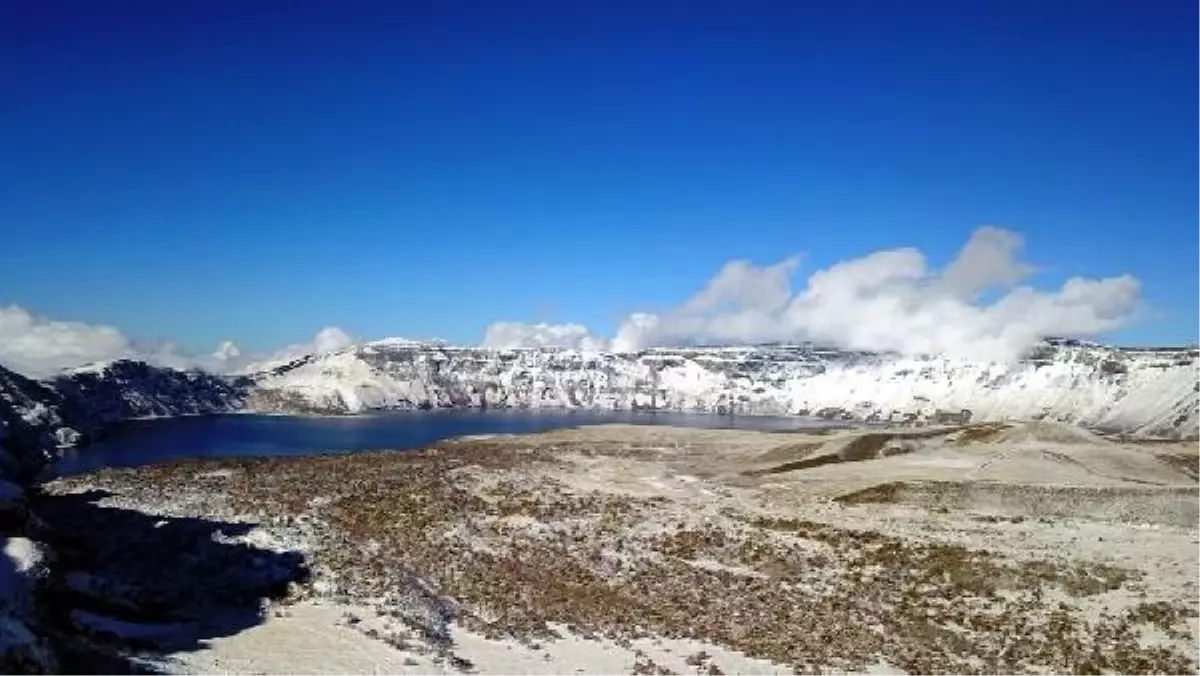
<box><xmin>2</xmin><ymin>0</ymin><xmax>1195</xmax><ymax>353</ymax></box>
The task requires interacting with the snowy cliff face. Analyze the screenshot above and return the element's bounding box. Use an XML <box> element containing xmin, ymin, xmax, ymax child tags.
<box><xmin>2</xmin><ymin>343</ymin><xmax>1195</xmax><ymax>450</ymax></box>
<box><xmin>247</xmin><ymin>341</ymin><xmax>1199</xmax><ymax>439</ymax></box>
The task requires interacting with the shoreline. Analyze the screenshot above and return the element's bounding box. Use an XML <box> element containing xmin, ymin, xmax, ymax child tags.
<box><xmin>44</xmin><ymin>409</ymin><xmax>860</xmax><ymax>481</ymax></box>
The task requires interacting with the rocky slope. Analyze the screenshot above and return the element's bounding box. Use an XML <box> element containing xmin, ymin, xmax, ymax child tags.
<box><xmin>0</xmin><ymin>361</ymin><xmax>246</xmax><ymax>672</ymax></box>
<box><xmin>0</xmin><ymin>365</ymin><xmax>66</xmax><ymax>671</ymax></box>
<box><xmin>0</xmin><ymin>368</ymin><xmax>68</xmax><ymax>483</ymax></box>
<box><xmin>247</xmin><ymin>340</ymin><xmax>1199</xmax><ymax>439</ymax></box>
<box><xmin>51</xmin><ymin>360</ymin><xmax>249</xmax><ymax>436</ymax></box>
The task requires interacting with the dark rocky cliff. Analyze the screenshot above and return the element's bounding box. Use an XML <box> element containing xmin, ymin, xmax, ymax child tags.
<box><xmin>0</xmin><ymin>361</ymin><xmax>247</xmax><ymax>672</ymax></box>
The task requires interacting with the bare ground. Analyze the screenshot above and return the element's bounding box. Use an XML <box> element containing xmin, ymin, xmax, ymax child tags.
<box><xmin>47</xmin><ymin>422</ymin><xmax>1200</xmax><ymax>675</ymax></box>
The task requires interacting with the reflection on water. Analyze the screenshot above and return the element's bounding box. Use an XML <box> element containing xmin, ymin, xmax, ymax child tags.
<box><xmin>49</xmin><ymin>408</ymin><xmax>848</xmax><ymax>478</ymax></box>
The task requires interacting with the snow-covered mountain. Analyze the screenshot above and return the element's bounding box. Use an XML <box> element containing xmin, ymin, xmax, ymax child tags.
<box><xmin>247</xmin><ymin>340</ymin><xmax>1199</xmax><ymax>439</ymax></box>
<box><xmin>1</xmin><ymin>340</ymin><xmax>1196</xmax><ymax>472</ymax></box>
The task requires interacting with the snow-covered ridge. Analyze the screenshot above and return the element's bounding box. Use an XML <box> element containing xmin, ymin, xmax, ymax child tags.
<box><xmin>52</xmin><ymin>359</ymin><xmax>247</xmax><ymax>425</ymax></box>
<box><xmin>1</xmin><ymin>360</ymin><xmax>248</xmax><ymax>470</ymax></box>
<box><xmin>246</xmin><ymin>341</ymin><xmax>1199</xmax><ymax>439</ymax></box>
<box><xmin>2</xmin><ymin>341</ymin><xmax>1196</xmax><ymax>463</ymax></box>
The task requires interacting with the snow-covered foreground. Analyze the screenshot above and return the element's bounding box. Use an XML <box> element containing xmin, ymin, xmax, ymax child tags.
<box><xmin>44</xmin><ymin>421</ymin><xmax>1199</xmax><ymax>675</ymax></box>
<box><xmin>163</xmin><ymin>604</ymin><xmax>799</xmax><ymax>676</ymax></box>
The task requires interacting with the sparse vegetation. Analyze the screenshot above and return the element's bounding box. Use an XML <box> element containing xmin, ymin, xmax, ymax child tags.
<box><xmin>50</xmin><ymin>427</ymin><xmax>1198</xmax><ymax>675</ymax></box>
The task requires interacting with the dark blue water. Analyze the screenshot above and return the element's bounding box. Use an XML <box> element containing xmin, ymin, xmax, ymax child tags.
<box><xmin>49</xmin><ymin>409</ymin><xmax>846</xmax><ymax>478</ymax></box>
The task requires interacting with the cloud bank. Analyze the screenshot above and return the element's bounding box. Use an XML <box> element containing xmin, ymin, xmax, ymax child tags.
<box><xmin>0</xmin><ymin>226</ymin><xmax>1144</xmax><ymax>377</ymax></box>
<box><xmin>232</xmin><ymin>326</ymin><xmax>357</xmax><ymax>373</ymax></box>
<box><xmin>482</xmin><ymin>322</ymin><xmax>609</xmax><ymax>352</ymax></box>
<box><xmin>0</xmin><ymin>306</ymin><xmax>138</xmax><ymax>378</ymax></box>
<box><xmin>483</xmin><ymin>227</ymin><xmax>1141</xmax><ymax>362</ymax></box>
<box><xmin>0</xmin><ymin>305</ymin><xmax>357</xmax><ymax>379</ymax></box>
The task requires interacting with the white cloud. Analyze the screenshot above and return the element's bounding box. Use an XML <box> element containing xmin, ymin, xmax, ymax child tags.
<box><xmin>0</xmin><ymin>227</ymin><xmax>1146</xmax><ymax>377</ymax></box>
<box><xmin>611</xmin><ymin>313</ymin><xmax>660</xmax><ymax>353</ymax></box>
<box><xmin>0</xmin><ymin>304</ymin><xmax>362</xmax><ymax>378</ymax></box>
<box><xmin>484</xmin><ymin>226</ymin><xmax>1143</xmax><ymax>362</ymax></box>
<box><xmin>213</xmin><ymin>340</ymin><xmax>241</xmax><ymax>362</ymax></box>
<box><xmin>0</xmin><ymin>305</ymin><xmax>135</xmax><ymax>378</ymax></box>
<box><xmin>482</xmin><ymin>321</ymin><xmax>608</xmax><ymax>351</ymax></box>
<box><xmin>0</xmin><ymin>305</ymin><xmax>249</xmax><ymax>378</ymax></box>
<box><xmin>775</xmin><ymin>227</ymin><xmax>1138</xmax><ymax>361</ymax></box>
<box><xmin>311</xmin><ymin>327</ymin><xmax>355</xmax><ymax>353</ymax></box>
<box><xmin>232</xmin><ymin>326</ymin><xmax>357</xmax><ymax>373</ymax></box>
<box><xmin>936</xmin><ymin>226</ymin><xmax>1034</xmax><ymax>299</ymax></box>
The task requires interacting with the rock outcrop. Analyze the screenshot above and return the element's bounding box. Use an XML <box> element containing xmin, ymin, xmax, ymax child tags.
<box><xmin>0</xmin><ymin>367</ymin><xmax>63</xmax><ymax>672</ymax></box>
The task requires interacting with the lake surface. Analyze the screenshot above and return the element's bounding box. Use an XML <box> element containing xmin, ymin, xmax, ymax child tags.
<box><xmin>49</xmin><ymin>409</ymin><xmax>848</xmax><ymax>478</ymax></box>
